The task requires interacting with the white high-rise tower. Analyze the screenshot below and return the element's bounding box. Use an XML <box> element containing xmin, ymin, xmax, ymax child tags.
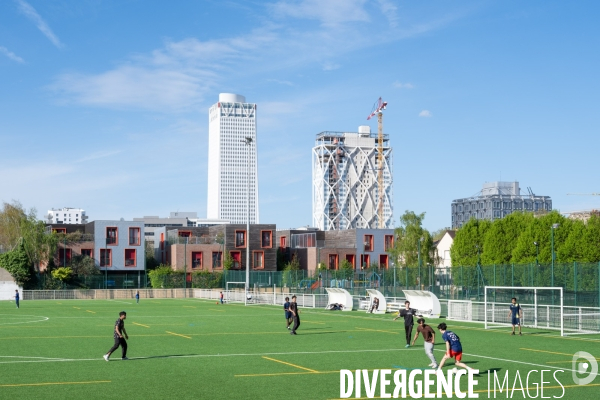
<box><xmin>312</xmin><ymin>126</ymin><xmax>393</xmax><ymax>230</ymax></box>
<box><xmin>207</xmin><ymin>93</ymin><xmax>259</xmax><ymax>224</ymax></box>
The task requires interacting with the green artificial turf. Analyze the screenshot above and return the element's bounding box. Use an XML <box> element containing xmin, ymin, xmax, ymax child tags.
<box><xmin>0</xmin><ymin>298</ymin><xmax>598</xmax><ymax>399</ymax></box>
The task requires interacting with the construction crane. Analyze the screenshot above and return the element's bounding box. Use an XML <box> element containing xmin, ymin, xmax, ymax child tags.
<box><xmin>567</xmin><ymin>193</ymin><xmax>600</xmax><ymax>196</ymax></box>
<box><xmin>367</xmin><ymin>97</ymin><xmax>387</xmax><ymax>229</ymax></box>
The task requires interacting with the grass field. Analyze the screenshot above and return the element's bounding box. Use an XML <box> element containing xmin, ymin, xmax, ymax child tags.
<box><xmin>1</xmin><ymin>298</ymin><xmax>599</xmax><ymax>399</ymax></box>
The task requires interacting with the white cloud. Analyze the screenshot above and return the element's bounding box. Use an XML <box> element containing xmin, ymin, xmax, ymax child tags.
<box><xmin>393</xmin><ymin>81</ymin><xmax>414</xmax><ymax>89</ymax></box>
<box><xmin>377</xmin><ymin>0</ymin><xmax>399</xmax><ymax>28</ymax></box>
<box><xmin>74</xmin><ymin>150</ymin><xmax>123</xmax><ymax>163</ymax></box>
<box><xmin>270</xmin><ymin>0</ymin><xmax>370</xmax><ymax>27</ymax></box>
<box><xmin>419</xmin><ymin>110</ymin><xmax>432</xmax><ymax>118</ymax></box>
<box><xmin>49</xmin><ymin>3</ymin><xmax>462</xmax><ymax>112</ymax></box>
<box><xmin>322</xmin><ymin>62</ymin><xmax>340</xmax><ymax>71</ymax></box>
<box><xmin>0</xmin><ymin>46</ymin><xmax>24</xmax><ymax>63</ymax></box>
<box><xmin>16</xmin><ymin>0</ymin><xmax>64</xmax><ymax>48</ymax></box>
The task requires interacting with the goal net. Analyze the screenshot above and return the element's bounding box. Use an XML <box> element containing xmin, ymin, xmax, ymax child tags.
<box><xmin>447</xmin><ymin>300</ymin><xmax>473</xmax><ymax>322</ymax></box>
<box><xmin>224</xmin><ymin>282</ymin><xmax>275</xmax><ymax>306</ymax></box>
<box><xmin>484</xmin><ymin>286</ymin><xmax>600</xmax><ymax>336</ymax></box>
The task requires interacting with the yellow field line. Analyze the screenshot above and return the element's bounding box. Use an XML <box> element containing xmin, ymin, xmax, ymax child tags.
<box><xmin>132</xmin><ymin>322</ymin><xmax>150</xmax><ymax>328</ymax></box>
<box><xmin>0</xmin><ymin>380</ymin><xmax>111</xmax><ymax>388</ymax></box>
<box><xmin>356</xmin><ymin>327</ymin><xmax>398</xmax><ymax>334</ymax></box>
<box><xmin>210</xmin><ymin>309</ymin><xmax>225</xmax><ymax>312</ymax></box>
<box><xmin>166</xmin><ymin>331</ymin><xmax>192</xmax><ymax>339</ymax></box>
<box><xmin>237</xmin><ymin>368</ymin><xmax>398</xmax><ymax>378</ymax></box>
<box><xmin>86</xmin><ymin>310</ymin><xmax>96</xmax><ymax>314</ymax></box>
<box><xmin>183</xmin><ymin>306</ymin><xmax>196</xmax><ymax>308</ymax></box>
<box><xmin>520</xmin><ymin>348</ymin><xmax>576</xmax><ymax>357</ymax></box>
<box><xmin>302</xmin><ymin>321</ymin><xmax>325</xmax><ymax>325</ymax></box>
<box><xmin>262</xmin><ymin>356</ymin><xmax>318</xmax><ymax>373</ymax></box>
<box><xmin>73</xmin><ymin>307</ymin><xmax>81</xmax><ymax>310</ymax></box>
<box><xmin>327</xmin><ymin>383</ymin><xmax>600</xmax><ymax>400</ymax></box>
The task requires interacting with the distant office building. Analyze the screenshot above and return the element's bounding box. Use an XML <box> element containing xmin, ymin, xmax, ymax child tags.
<box><xmin>312</xmin><ymin>126</ymin><xmax>393</xmax><ymax>230</ymax></box>
<box><xmin>451</xmin><ymin>181</ymin><xmax>552</xmax><ymax>228</ymax></box>
<box><xmin>46</xmin><ymin>208</ymin><xmax>88</xmax><ymax>224</ymax></box>
<box><xmin>133</xmin><ymin>212</ymin><xmax>229</xmax><ymax>242</ymax></box>
<box><xmin>207</xmin><ymin>93</ymin><xmax>259</xmax><ymax>224</ymax></box>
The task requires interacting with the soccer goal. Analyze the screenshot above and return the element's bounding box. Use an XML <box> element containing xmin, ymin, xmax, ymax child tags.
<box><xmin>483</xmin><ymin>286</ymin><xmax>600</xmax><ymax>336</ymax></box>
<box><xmin>225</xmin><ymin>282</ymin><xmax>248</xmax><ymax>304</ymax></box>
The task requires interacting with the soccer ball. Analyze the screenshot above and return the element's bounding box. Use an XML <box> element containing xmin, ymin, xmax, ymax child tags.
<box><xmin>451</xmin><ymin>368</ymin><xmax>458</xmax><ymax>374</ymax></box>
<box><xmin>216</xmin><ymin>302</ymin><xmax>219</xmax><ymax>304</ymax></box>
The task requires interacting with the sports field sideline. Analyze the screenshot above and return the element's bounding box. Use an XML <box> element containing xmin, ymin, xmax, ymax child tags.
<box><xmin>0</xmin><ymin>298</ymin><xmax>598</xmax><ymax>399</ymax></box>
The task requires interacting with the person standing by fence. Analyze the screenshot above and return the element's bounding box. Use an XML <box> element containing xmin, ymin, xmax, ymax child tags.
<box><xmin>135</xmin><ymin>290</ymin><xmax>139</xmax><ymax>304</ymax></box>
<box><xmin>14</xmin><ymin>290</ymin><xmax>19</xmax><ymax>309</ymax></box>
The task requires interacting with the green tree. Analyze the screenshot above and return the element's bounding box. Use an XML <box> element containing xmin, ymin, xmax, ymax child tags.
<box><xmin>51</xmin><ymin>267</ymin><xmax>73</xmax><ymax>283</ymax></box>
<box><xmin>389</xmin><ymin>210</ymin><xmax>434</xmax><ymax>267</ymax></box>
<box><xmin>481</xmin><ymin>212</ymin><xmax>533</xmax><ymax>265</ymax></box>
<box><xmin>512</xmin><ymin>211</ymin><xmax>569</xmax><ymax>263</ymax></box>
<box><xmin>340</xmin><ymin>259</ymin><xmax>354</xmax><ymax>279</ymax></box>
<box><xmin>70</xmin><ymin>254</ymin><xmax>101</xmax><ymax>277</ymax></box>
<box><xmin>450</xmin><ymin>218</ymin><xmax>491</xmax><ymax>266</ymax></box>
<box><xmin>0</xmin><ymin>240</ymin><xmax>31</xmax><ymax>285</ymax></box>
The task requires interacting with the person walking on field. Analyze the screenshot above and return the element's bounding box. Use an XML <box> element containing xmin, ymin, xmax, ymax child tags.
<box><xmin>289</xmin><ymin>295</ymin><xmax>300</xmax><ymax>335</ymax></box>
<box><xmin>220</xmin><ymin>291</ymin><xmax>224</xmax><ymax>304</ymax></box>
<box><xmin>104</xmin><ymin>311</ymin><xmax>128</xmax><ymax>361</ymax></box>
<box><xmin>411</xmin><ymin>318</ymin><xmax>438</xmax><ymax>369</ymax></box>
<box><xmin>284</xmin><ymin>297</ymin><xmax>293</xmax><ymax>330</ymax></box>
<box><xmin>14</xmin><ymin>290</ymin><xmax>19</xmax><ymax>309</ymax></box>
<box><xmin>135</xmin><ymin>290</ymin><xmax>140</xmax><ymax>304</ymax></box>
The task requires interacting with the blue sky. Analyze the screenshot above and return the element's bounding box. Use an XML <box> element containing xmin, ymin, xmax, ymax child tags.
<box><xmin>1</xmin><ymin>0</ymin><xmax>599</xmax><ymax>231</ymax></box>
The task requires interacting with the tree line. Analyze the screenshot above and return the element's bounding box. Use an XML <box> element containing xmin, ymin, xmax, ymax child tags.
<box><xmin>451</xmin><ymin>210</ymin><xmax>600</xmax><ymax>266</ymax></box>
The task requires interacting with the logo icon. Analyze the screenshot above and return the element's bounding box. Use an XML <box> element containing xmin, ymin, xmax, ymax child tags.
<box><xmin>572</xmin><ymin>351</ymin><xmax>598</xmax><ymax>386</ymax></box>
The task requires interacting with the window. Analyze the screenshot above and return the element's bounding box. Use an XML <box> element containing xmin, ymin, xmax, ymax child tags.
<box><xmin>58</xmin><ymin>248</ymin><xmax>72</xmax><ymax>266</ymax></box>
<box><xmin>363</xmin><ymin>235</ymin><xmax>374</xmax><ymax>252</ymax></box>
<box><xmin>52</xmin><ymin>228</ymin><xmax>66</xmax><ymax>234</ymax></box>
<box><xmin>235</xmin><ymin>230</ymin><xmax>246</xmax><ymax>248</ymax></box>
<box><xmin>360</xmin><ymin>254</ymin><xmax>370</xmax><ymax>269</ymax></box>
<box><xmin>230</xmin><ymin>251</ymin><xmax>241</xmax><ymax>269</ymax></box>
<box><xmin>261</xmin><ymin>231</ymin><xmax>272</xmax><ymax>248</ymax></box>
<box><xmin>280</xmin><ymin>236</ymin><xmax>287</xmax><ymax>248</ymax></box>
<box><xmin>125</xmin><ymin>249</ymin><xmax>136</xmax><ymax>267</ymax></box>
<box><xmin>178</xmin><ymin>231</ymin><xmax>192</xmax><ymax>237</ymax></box>
<box><xmin>129</xmin><ymin>228</ymin><xmax>141</xmax><ymax>245</ymax></box>
<box><xmin>212</xmin><ymin>252</ymin><xmax>222</xmax><ymax>268</ymax></box>
<box><xmin>100</xmin><ymin>249</ymin><xmax>112</xmax><ymax>267</ymax></box>
<box><xmin>253</xmin><ymin>251</ymin><xmax>264</xmax><ymax>269</ymax></box>
<box><xmin>160</xmin><ymin>233</ymin><xmax>165</xmax><ymax>250</ymax></box>
<box><xmin>345</xmin><ymin>254</ymin><xmax>355</xmax><ymax>269</ymax></box>
<box><xmin>328</xmin><ymin>254</ymin><xmax>338</xmax><ymax>270</ymax></box>
<box><xmin>384</xmin><ymin>235</ymin><xmax>394</xmax><ymax>251</ymax></box>
<box><xmin>379</xmin><ymin>254</ymin><xmax>388</xmax><ymax>269</ymax></box>
<box><xmin>81</xmin><ymin>249</ymin><xmax>93</xmax><ymax>258</ymax></box>
<box><xmin>106</xmin><ymin>227</ymin><xmax>118</xmax><ymax>245</ymax></box>
<box><xmin>192</xmin><ymin>252</ymin><xmax>202</xmax><ymax>269</ymax></box>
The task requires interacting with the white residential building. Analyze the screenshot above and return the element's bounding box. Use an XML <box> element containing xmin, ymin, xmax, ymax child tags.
<box><xmin>312</xmin><ymin>126</ymin><xmax>393</xmax><ymax>230</ymax></box>
<box><xmin>46</xmin><ymin>208</ymin><xmax>88</xmax><ymax>224</ymax></box>
<box><xmin>207</xmin><ymin>93</ymin><xmax>259</xmax><ymax>224</ymax></box>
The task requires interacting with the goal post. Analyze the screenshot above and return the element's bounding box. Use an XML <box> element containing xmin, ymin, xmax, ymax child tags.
<box><xmin>484</xmin><ymin>286</ymin><xmax>564</xmax><ymax>336</ymax></box>
<box><xmin>225</xmin><ymin>282</ymin><xmax>247</xmax><ymax>304</ymax></box>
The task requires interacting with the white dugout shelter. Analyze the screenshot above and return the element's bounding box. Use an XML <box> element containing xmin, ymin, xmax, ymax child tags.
<box><xmin>402</xmin><ymin>290</ymin><xmax>441</xmax><ymax>318</ymax></box>
<box><xmin>365</xmin><ymin>289</ymin><xmax>386</xmax><ymax>314</ymax></box>
<box><xmin>325</xmin><ymin>288</ymin><xmax>353</xmax><ymax>311</ymax></box>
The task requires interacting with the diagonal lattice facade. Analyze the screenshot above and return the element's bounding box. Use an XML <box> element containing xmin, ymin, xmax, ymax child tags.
<box><xmin>312</xmin><ymin>127</ymin><xmax>393</xmax><ymax>230</ymax></box>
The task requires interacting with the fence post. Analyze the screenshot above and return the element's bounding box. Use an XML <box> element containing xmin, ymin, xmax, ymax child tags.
<box><xmin>574</xmin><ymin>262</ymin><xmax>578</xmax><ymax>306</ymax></box>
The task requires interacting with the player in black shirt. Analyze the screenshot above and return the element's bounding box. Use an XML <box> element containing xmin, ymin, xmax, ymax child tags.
<box><xmin>394</xmin><ymin>301</ymin><xmax>419</xmax><ymax>347</ymax></box>
<box><xmin>289</xmin><ymin>295</ymin><xmax>300</xmax><ymax>335</ymax></box>
<box><xmin>104</xmin><ymin>311</ymin><xmax>128</xmax><ymax>361</ymax></box>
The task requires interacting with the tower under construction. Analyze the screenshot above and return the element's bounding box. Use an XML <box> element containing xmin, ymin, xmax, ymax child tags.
<box><xmin>312</xmin><ymin>126</ymin><xmax>393</xmax><ymax>230</ymax></box>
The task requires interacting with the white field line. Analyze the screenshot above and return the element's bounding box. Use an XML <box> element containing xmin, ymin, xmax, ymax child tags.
<box><xmin>0</xmin><ymin>348</ymin><xmax>420</xmax><ymax>365</ymax></box>
<box><xmin>433</xmin><ymin>349</ymin><xmax>600</xmax><ymax>378</ymax></box>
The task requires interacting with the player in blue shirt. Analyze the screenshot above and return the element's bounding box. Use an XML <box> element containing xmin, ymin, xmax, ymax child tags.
<box><xmin>284</xmin><ymin>297</ymin><xmax>292</xmax><ymax>330</ymax></box>
<box><xmin>508</xmin><ymin>297</ymin><xmax>523</xmax><ymax>336</ymax></box>
<box><xmin>14</xmin><ymin>290</ymin><xmax>19</xmax><ymax>309</ymax></box>
<box><xmin>436</xmin><ymin>323</ymin><xmax>473</xmax><ymax>372</ymax></box>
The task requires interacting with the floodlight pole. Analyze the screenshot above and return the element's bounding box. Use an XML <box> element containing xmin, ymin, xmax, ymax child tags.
<box><xmin>243</xmin><ymin>137</ymin><xmax>253</xmax><ymax>304</ymax></box>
